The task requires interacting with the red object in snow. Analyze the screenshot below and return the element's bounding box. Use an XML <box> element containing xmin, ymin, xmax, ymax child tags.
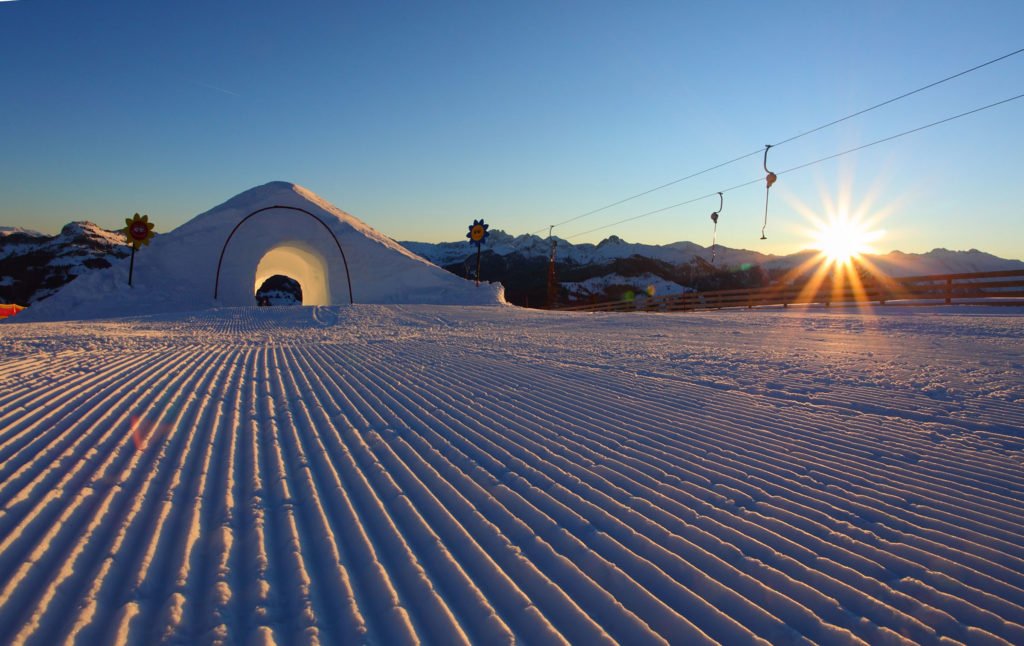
<box><xmin>0</xmin><ymin>304</ymin><xmax>26</xmax><ymax>319</ymax></box>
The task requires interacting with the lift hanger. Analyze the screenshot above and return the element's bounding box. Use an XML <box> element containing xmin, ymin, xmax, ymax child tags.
<box><xmin>761</xmin><ymin>144</ymin><xmax>777</xmax><ymax>240</ymax></box>
<box><xmin>710</xmin><ymin>192</ymin><xmax>723</xmax><ymax>263</ymax></box>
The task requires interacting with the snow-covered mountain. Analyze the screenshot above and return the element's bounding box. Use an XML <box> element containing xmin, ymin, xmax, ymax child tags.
<box><xmin>0</xmin><ymin>221</ymin><xmax>131</xmax><ymax>305</ymax></box>
<box><xmin>256</xmin><ymin>274</ymin><xmax>303</xmax><ymax>306</ymax></box>
<box><xmin>0</xmin><ymin>226</ymin><xmax>44</xmax><ymax>237</ymax></box>
<box><xmin>860</xmin><ymin>248</ymin><xmax>1024</xmax><ymax>276</ymax></box>
<box><xmin>401</xmin><ymin>230</ymin><xmax>1024</xmax><ymax>305</ymax></box>
<box><xmin>403</xmin><ymin>229</ymin><xmax>1023</xmax><ymax>277</ymax></box>
<box><xmin>562</xmin><ymin>273</ymin><xmax>694</xmax><ymax>301</ymax></box>
<box><xmin>401</xmin><ymin>230</ymin><xmax>774</xmax><ymax>268</ymax></box>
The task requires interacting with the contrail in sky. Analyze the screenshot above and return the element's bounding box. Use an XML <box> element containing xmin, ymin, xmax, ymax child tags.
<box><xmin>189</xmin><ymin>80</ymin><xmax>240</xmax><ymax>97</ymax></box>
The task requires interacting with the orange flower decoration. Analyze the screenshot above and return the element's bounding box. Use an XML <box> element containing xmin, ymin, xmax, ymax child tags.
<box><xmin>123</xmin><ymin>213</ymin><xmax>155</xmax><ymax>248</ymax></box>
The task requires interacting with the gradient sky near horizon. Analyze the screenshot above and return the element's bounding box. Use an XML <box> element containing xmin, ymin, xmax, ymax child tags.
<box><xmin>2</xmin><ymin>1</ymin><xmax>1022</xmax><ymax>259</ymax></box>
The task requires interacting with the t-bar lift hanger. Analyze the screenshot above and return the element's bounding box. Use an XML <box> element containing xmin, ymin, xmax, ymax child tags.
<box><xmin>710</xmin><ymin>191</ymin><xmax>723</xmax><ymax>263</ymax></box>
<box><xmin>761</xmin><ymin>144</ymin><xmax>777</xmax><ymax>240</ymax></box>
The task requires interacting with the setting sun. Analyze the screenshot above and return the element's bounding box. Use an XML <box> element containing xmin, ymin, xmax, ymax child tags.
<box><xmin>812</xmin><ymin>213</ymin><xmax>881</xmax><ymax>265</ymax></box>
<box><xmin>780</xmin><ymin>181</ymin><xmax>894</xmax><ymax>307</ymax></box>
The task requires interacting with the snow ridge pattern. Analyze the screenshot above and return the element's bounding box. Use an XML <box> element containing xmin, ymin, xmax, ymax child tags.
<box><xmin>1</xmin><ymin>305</ymin><xmax>1022</xmax><ymax>644</ymax></box>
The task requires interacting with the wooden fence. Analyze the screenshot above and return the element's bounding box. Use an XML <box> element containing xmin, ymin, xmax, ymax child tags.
<box><xmin>557</xmin><ymin>269</ymin><xmax>1024</xmax><ymax>313</ymax></box>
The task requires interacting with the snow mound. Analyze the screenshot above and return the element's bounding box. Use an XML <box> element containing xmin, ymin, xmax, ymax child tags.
<box><xmin>563</xmin><ymin>272</ymin><xmax>693</xmax><ymax>300</ymax></box>
<box><xmin>17</xmin><ymin>182</ymin><xmax>503</xmax><ymax>321</ymax></box>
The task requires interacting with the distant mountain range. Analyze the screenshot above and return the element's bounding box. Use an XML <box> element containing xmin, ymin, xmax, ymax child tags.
<box><xmin>401</xmin><ymin>230</ymin><xmax>1024</xmax><ymax>307</ymax></box>
<box><xmin>2</xmin><ymin>222</ymin><xmax>1021</xmax><ymax>309</ymax></box>
<box><xmin>404</xmin><ymin>229</ymin><xmax>1024</xmax><ymax>275</ymax></box>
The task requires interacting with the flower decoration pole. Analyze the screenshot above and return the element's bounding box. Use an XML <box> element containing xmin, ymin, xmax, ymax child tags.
<box><xmin>466</xmin><ymin>219</ymin><xmax>489</xmax><ymax>286</ymax></box>
<box><xmin>122</xmin><ymin>213</ymin><xmax>156</xmax><ymax>287</ymax></box>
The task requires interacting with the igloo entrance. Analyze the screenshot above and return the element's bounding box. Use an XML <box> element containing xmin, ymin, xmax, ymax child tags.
<box><xmin>253</xmin><ymin>243</ymin><xmax>326</xmax><ymax>305</ymax></box>
<box><xmin>213</xmin><ymin>205</ymin><xmax>353</xmax><ymax>307</ymax></box>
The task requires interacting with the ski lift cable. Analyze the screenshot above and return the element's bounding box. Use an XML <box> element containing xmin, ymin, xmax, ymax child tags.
<box><xmin>563</xmin><ymin>91</ymin><xmax>1024</xmax><ymax>240</ymax></box>
<box><xmin>771</xmin><ymin>46</ymin><xmax>1024</xmax><ymax>148</ymax></box>
<box><xmin>530</xmin><ymin>148</ymin><xmax>764</xmax><ymax>235</ymax></box>
<box><xmin>773</xmin><ymin>92</ymin><xmax>1024</xmax><ymax>175</ymax></box>
<box><xmin>566</xmin><ymin>178</ymin><xmax>764</xmax><ymax>240</ymax></box>
<box><xmin>530</xmin><ymin>46</ymin><xmax>1024</xmax><ymax>237</ymax></box>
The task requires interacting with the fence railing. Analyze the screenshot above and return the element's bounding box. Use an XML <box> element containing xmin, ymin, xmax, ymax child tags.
<box><xmin>557</xmin><ymin>269</ymin><xmax>1024</xmax><ymax>313</ymax></box>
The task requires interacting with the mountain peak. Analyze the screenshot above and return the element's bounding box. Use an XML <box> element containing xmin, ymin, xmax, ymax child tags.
<box><xmin>597</xmin><ymin>235</ymin><xmax>625</xmax><ymax>247</ymax></box>
<box><xmin>0</xmin><ymin>226</ymin><xmax>45</xmax><ymax>238</ymax></box>
<box><xmin>60</xmin><ymin>220</ymin><xmax>104</xmax><ymax>236</ymax></box>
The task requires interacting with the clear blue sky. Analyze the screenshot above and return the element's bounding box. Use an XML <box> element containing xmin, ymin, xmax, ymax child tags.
<box><xmin>2</xmin><ymin>1</ymin><xmax>1022</xmax><ymax>258</ymax></box>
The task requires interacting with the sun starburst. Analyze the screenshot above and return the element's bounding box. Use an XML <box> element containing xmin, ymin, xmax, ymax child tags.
<box><xmin>811</xmin><ymin>211</ymin><xmax>882</xmax><ymax>267</ymax></box>
<box><xmin>779</xmin><ymin>174</ymin><xmax>894</xmax><ymax>308</ymax></box>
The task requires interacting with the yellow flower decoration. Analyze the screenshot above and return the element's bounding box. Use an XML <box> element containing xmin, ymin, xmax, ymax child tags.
<box><xmin>123</xmin><ymin>213</ymin><xmax>155</xmax><ymax>248</ymax></box>
<box><xmin>466</xmin><ymin>219</ymin><xmax>489</xmax><ymax>246</ymax></box>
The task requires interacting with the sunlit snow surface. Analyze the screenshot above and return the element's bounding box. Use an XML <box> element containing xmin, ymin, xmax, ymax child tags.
<box><xmin>1</xmin><ymin>305</ymin><xmax>1022</xmax><ymax>644</ymax></box>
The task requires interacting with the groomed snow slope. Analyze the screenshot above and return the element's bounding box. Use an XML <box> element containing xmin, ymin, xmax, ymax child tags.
<box><xmin>1</xmin><ymin>305</ymin><xmax>1022</xmax><ymax>644</ymax></box>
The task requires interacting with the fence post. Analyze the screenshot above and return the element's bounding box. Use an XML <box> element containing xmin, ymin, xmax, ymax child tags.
<box><xmin>945</xmin><ymin>277</ymin><xmax>952</xmax><ymax>304</ymax></box>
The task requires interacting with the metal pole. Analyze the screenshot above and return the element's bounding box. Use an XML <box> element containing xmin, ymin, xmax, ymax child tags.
<box><xmin>128</xmin><ymin>245</ymin><xmax>136</xmax><ymax>287</ymax></box>
<box><xmin>546</xmin><ymin>234</ymin><xmax>558</xmax><ymax>309</ymax></box>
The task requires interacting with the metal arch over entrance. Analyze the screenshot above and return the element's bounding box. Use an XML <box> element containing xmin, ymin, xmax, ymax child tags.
<box><xmin>213</xmin><ymin>205</ymin><xmax>354</xmax><ymax>304</ymax></box>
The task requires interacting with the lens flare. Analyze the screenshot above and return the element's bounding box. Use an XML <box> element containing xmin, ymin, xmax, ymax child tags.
<box><xmin>779</xmin><ymin>173</ymin><xmax>895</xmax><ymax>309</ymax></box>
<box><xmin>811</xmin><ymin>212</ymin><xmax>882</xmax><ymax>267</ymax></box>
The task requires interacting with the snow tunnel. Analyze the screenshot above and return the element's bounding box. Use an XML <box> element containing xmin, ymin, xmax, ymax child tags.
<box><xmin>254</xmin><ymin>244</ymin><xmax>323</xmax><ymax>305</ymax></box>
<box><xmin>214</xmin><ymin>206</ymin><xmax>352</xmax><ymax>307</ymax></box>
